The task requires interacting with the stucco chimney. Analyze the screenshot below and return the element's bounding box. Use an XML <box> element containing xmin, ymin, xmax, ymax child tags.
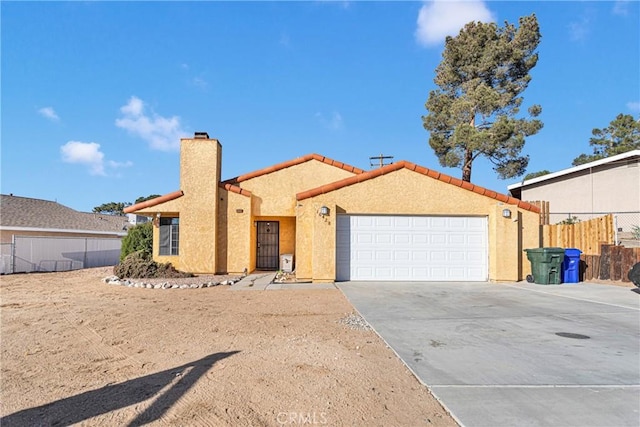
<box><xmin>178</xmin><ymin>133</ymin><xmax>222</xmax><ymax>273</ymax></box>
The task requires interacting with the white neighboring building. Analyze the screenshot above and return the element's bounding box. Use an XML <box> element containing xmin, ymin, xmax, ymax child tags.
<box><xmin>127</xmin><ymin>213</ymin><xmax>150</xmax><ymax>225</ymax></box>
<box><xmin>507</xmin><ymin>150</ymin><xmax>640</xmax><ymax>234</ymax></box>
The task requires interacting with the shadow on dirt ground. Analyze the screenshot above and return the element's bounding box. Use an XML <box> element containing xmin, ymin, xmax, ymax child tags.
<box><xmin>1</xmin><ymin>351</ymin><xmax>240</xmax><ymax>427</ymax></box>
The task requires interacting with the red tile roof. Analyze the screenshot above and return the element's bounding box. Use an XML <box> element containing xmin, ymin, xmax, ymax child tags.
<box><xmin>123</xmin><ymin>190</ymin><xmax>184</xmax><ymax>213</ymax></box>
<box><xmin>220</xmin><ymin>182</ymin><xmax>252</xmax><ymax>197</ymax></box>
<box><xmin>223</xmin><ymin>153</ymin><xmax>364</xmax><ymax>184</ymax></box>
<box><xmin>296</xmin><ymin>161</ymin><xmax>540</xmax><ymax>213</ymax></box>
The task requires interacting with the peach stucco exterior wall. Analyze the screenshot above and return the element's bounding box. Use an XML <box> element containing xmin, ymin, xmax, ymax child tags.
<box><xmin>217</xmin><ymin>189</ymin><xmax>252</xmax><ymax>274</ymax></box>
<box><xmin>238</xmin><ymin>160</ymin><xmax>356</xmax><ymax>217</ymax></box>
<box><xmin>296</xmin><ymin>169</ymin><xmax>538</xmax><ymax>282</ymax></box>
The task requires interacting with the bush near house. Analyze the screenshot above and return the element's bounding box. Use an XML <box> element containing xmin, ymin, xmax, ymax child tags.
<box><xmin>120</xmin><ymin>222</ymin><xmax>153</xmax><ymax>261</ymax></box>
<box><xmin>114</xmin><ymin>251</ymin><xmax>193</xmax><ymax>279</ymax></box>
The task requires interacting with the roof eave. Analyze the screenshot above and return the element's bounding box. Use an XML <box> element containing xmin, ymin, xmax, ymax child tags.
<box><xmin>297</xmin><ymin>160</ymin><xmax>540</xmax><ymax>213</ymax></box>
<box><xmin>507</xmin><ymin>149</ymin><xmax>640</xmax><ymax>190</ymax></box>
<box><xmin>124</xmin><ymin>190</ymin><xmax>184</xmax><ymax>213</ymax></box>
<box><xmin>223</xmin><ymin>153</ymin><xmax>365</xmax><ymax>184</ymax></box>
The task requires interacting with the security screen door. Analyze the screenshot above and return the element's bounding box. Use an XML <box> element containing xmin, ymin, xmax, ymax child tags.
<box><xmin>256</xmin><ymin>221</ymin><xmax>279</xmax><ymax>270</ymax></box>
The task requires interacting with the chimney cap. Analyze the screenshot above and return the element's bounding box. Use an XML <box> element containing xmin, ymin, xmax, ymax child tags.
<box><xmin>194</xmin><ymin>132</ymin><xmax>209</xmax><ymax>139</ymax></box>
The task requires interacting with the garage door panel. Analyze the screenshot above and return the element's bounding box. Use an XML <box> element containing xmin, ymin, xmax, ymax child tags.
<box><xmin>375</xmin><ymin>234</ymin><xmax>393</xmax><ymax>244</ymax></box>
<box><xmin>395</xmin><ymin>217</ymin><xmax>411</xmax><ymax>227</ymax></box>
<box><xmin>394</xmin><ymin>234</ymin><xmax>411</xmax><ymax>244</ymax></box>
<box><xmin>430</xmin><ymin>217</ymin><xmax>446</xmax><ymax>227</ymax></box>
<box><xmin>448</xmin><ymin>234</ymin><xmax>466</xmax><ymax>244</ymax></box>
<box><xmin>354</xmin><ymin>250</ymin><xmax>374</xmax><ymax>261</ymax></box>
<box><xmin>467</xmin><ymin>251</ymin><xmax>485</xmax><ymax>262</ymax></box>
<box><xmin>412</xmin><ymin>251</ymin><xmax>428</xmax><ymax>261</ymax></box>
<box><xmin>449</xmin><ymin>217</ymin><xmax>466</xmax><ymax>227</ymax></box>
<box><xmin>431</xmin><ymin>234</ymin><xmax>447</xmax><ymax>244</ymax></box>
<box><xmin>467</xmin><ymin>217</ymin><xmax>487</xmax><ymax>229</ymax></box>
<box><xmin>376</xmin><ymin>251</ymin><xmax>393</xmax><ymax>261</ymax></box>
<box><xmin>449</xmin><ymin>251</ymin><xmax>466</xmax><ymax>261</ymax></box>
<box><xmin>468</xmin><ymin>234</ymin><xmax>485</xmax><ymax>245</ymax></box>
<box><xmin>336</xmin><ymin>215</ymin><xmax>488</xmax><ymax>282</ymax></box>
<box><xmin>412</xmin><ymin>234</ymin><xmax>428</xmax><ymax>244</ymax></box>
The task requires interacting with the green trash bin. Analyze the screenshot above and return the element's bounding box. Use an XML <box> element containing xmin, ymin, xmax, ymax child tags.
<box><xmin>524</xmin><ymin>247</ymin><xmax>565</xmax><ymax>285</ymax></box>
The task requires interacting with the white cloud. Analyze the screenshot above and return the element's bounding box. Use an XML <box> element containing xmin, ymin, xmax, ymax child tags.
<box><xmin>568</xmin><ymin>15</ymin><xmax>591</xmax><ymax>41</ymax></box>
<box><xmin>180</xmin><ymin>64</ymin><xmax>209</xmax><ymax>91</ymax></box>
<box><xmin>108</xmin><ymin>160</ymin><xmax>134</xmax><ymax>168</ymax></box>
<box><xmin>120</xmin><ymin>96</ymin><xmax>144</xmax><ymax>116</ymax></box>
<box><xmin>60</xmin><ymin>142</ymin><xmax>133</xmax><ymax>176</ymax></box>
<box><xmin>115</xmin><ymin>96</ymin><xmax>189</xmax><ymax>151</ymax></box>
<box><xmin>627</xmin><ymin>101</ymin><xmax>640</xmax><ymax>113</ymax></box>
<box><xmin>60</xmin><ymin>141</ymin><xmax>106</xmax><ymax>176</ymax></box>
<box><xmin>568</xmin><ymin>8</ymin><xmax>596</xmax><ymax>42</ymax></box>
<box><xmin>415</xmin><ymin>0</ymin><xmax>495</xmax><ymax>47</ymax></box>
<box><xmin>191</xmin><ymin>77</ymin><xmax>209</xmax><ymax>90</ymax></box>
<box><xmin>315</xmin><ymin>111</ymin><xmax>344</xmax><ymax>131</ymax></box>
<box><xmin>279</xmin><ymin>32</ymin><xmax>291</xmax><ymax>48</ymax></box>
<box><xmin>38</xmin><ymin>107</ymin><xmax>60</xmax><ymax>122</ymax></box>
<box><xmin>613</xmin><ymin>1</ymin><xmax>630</xmax><ymax>16</ymax></box>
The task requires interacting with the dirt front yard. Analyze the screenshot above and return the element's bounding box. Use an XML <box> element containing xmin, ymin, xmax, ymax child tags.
<box><xmin>0</xmin><ymin>268</ymin><xmax>456</xmax><ymax>426</ymax></box>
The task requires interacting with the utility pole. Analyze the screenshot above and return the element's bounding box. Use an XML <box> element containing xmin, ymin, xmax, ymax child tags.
<box><xmin>369</xmin><ymin>154</ymin><xmax>394</xmax><ymax>168</ymax></box>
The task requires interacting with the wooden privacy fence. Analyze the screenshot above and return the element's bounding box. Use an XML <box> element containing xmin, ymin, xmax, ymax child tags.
<box><xmin>528</xmin><ymin>200</ymin><xmax>550</xmax><ymax>225</ymax></box>
<box><xmin>541</xmin><ymin>214</ymin><xmax>614</xmax><ymax>255</ymax></box>
<box><xmin>582</xmin><ymin>245</ymin><xmax>640</xmax><ymax>283</ymax></box>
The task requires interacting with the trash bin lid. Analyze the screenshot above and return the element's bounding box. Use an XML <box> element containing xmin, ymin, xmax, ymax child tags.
<box><xmin>565</xmin><ymin>248</ymin><xmax>582</xmax><ymax>256</ymax></box>
<box><xmin>542</xmin><ymin>247</ymin><xmax>565</xmax><ymax>254</ymax></box>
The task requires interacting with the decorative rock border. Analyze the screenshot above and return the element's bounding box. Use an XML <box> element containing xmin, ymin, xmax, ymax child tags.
<box><xmin>102</xmin><ymin>276</ymin><xmax>242</xmax><ymax>289</ymax></box>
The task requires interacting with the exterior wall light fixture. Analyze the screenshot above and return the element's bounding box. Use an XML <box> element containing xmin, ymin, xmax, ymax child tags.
<box><xmin>319</xmin><ymin>206</ymin><xmax>330</xmax><ymax>217</ymax></box>
<box><xmin>502</xmin><ymin>208</ymin><xmax>512</xmax><ymax>219</ymax></box>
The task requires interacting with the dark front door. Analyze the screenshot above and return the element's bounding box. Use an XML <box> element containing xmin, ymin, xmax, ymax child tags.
<box><xmin>256</xmin><ymin>221</ymin><xmax>279</xmax><ymax>270</ymax></box>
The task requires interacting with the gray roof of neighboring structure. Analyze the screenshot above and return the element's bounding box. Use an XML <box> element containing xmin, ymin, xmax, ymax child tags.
<box><xmin>0</xmin><ymin>194</ymin><xmax>129</xmax><ymax>236</ymax></box>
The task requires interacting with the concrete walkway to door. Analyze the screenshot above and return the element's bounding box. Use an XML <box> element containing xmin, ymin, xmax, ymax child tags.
<box><xmin>338</xmin><ymin>281</ymin><xmax>640</xmax><ymax>427</ymax></box>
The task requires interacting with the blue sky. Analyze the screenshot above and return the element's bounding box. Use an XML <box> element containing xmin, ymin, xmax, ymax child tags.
<box><xmin>2</xmin><ymin>1</ymin><xmax>638</xmax><ymax>212</ymax></box>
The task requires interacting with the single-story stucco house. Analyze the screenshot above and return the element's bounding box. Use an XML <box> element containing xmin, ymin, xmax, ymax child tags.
<box><xmin>124</xmin><ymin>132</ymin><xmax>540</xmax><ymax>283</ymax></box>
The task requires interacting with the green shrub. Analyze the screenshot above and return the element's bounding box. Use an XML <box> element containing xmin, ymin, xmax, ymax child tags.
<box><xmin>558</xmin><ymin>216</ymin><xmax>581</xmax><ymax>225</ymax></box>
<box><xmin>120</xmin><ymin>222</ymin><xmax>153</xmax><ymax>261</ymax></box>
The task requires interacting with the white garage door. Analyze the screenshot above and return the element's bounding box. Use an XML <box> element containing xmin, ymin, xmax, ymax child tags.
<box><xmin>336</xmin><ymin>215</ymin><xmax>488</xmax><ymax>281</ymax></box>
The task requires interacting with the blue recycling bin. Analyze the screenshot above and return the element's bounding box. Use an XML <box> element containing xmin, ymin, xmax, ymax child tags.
<box><xmin>563</xmin><ymin>248</ymin><xmax>582</xmax><ymax>283</ymax></box>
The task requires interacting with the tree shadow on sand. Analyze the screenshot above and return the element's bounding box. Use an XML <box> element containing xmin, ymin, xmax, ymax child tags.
<box><xmin>1</xmin><ymin>351</ymin><xmax>240</xmax><ymax>427</ymax></box>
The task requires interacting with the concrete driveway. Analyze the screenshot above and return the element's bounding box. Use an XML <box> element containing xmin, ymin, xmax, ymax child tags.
<box><xmin>338</xmin><ymin>281</ymin><xmax>640</xmax><ymax>427</ymax></box>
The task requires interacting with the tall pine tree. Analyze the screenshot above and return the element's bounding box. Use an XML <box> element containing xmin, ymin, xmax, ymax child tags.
<box><xmin>572</xmin><ymin>113</ymin><xmax>640</xmax><ymax>166</ymax></box>
<box><xmin>423</xmin><ymin>14</ymin><xmax>543</xmax><ymax>182</ymax></box>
